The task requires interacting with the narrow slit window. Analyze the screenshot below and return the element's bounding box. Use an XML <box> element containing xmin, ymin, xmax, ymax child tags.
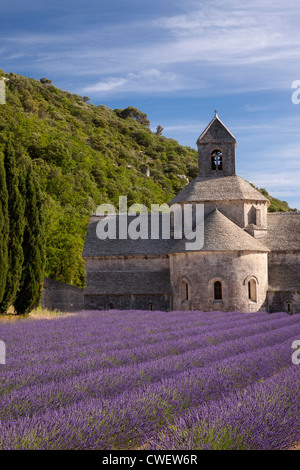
<box><xmin>287</xmin><ymin>302</ymin><xmax>293</xmax><ymax>314</ymax></box>
<box><xmin>182</xmin><ymin>280</ymin><xmax>189</xmax><ymax>301</ymax></box>
<box><xmin>248</xmin><ymin>279</ymin><xmax>257</xmax><ymax>302</ymax></box>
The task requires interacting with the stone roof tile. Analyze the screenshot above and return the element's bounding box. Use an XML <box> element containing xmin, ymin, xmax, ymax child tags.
<box><xmin>265</xmin><ymin>212</ymin><xmax>300</xmax><ymax>251</ymax></box>
<box><xmin>197</xmin><ymin>115</ymin><xmax>236</xmax><ymax>144</ymax></box>
<box><xmin>170</xmin><ymin>175</ymin><xmax>269</xmax><ymax>204</ymax></box>
<box><xmin>82</xmin><ymin>215</ymin><xmax>173</xmax><ymax>257</ymax></box>
<box><xmin>82</xmin><ymin>209</ymin><xmax>269</xmax><ymax>257</ymax></box>
<box><xmin>170</xmin><ymin>209</ymin><xmax>269</xmax><ymax>253</ymax></box>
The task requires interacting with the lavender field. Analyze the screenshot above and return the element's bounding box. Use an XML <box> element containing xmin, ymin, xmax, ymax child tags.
<box><xmin>0</xmin><ymin>309</ymin><xmax>300</xmax><ymax>450</ymax></box>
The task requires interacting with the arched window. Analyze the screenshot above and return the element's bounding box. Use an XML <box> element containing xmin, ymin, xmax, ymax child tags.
<box><xmin>214</xmin><ymin>281</ymin><xmax>222</xmax><ymax>300</ymax></box>
<box><xmin>211</xmin><ymin>149</ymin><xmax>223</xmax><ymax>171</ymax></box>
<box><xmin>181</xmin><ymin>279</ymin><xmax>189</xmax><ymax>301</ymax></box>
<box><xmin>148</xmin><ymin>302</ymin><xmax>154</xmax><ymax>311</ymax></box>
<box><xmin>248</xmin><ymin>279</ymin><xmax>257</xmax><ymax>302</ymax></box>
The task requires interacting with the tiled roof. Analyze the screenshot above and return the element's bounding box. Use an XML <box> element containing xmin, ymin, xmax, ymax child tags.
<box><xmin>170</xmin><ymin>175</ymin><xmax>269</xmax><ymax>204</ymax></box>
<box><xmin>197</xmin><ymin>115</ymin><xmax>236</xmax><ymax>144</ymax></box>
<box><xmin>265</xmin><ymin>212</ymin><xmax>300</xmax><ymax>251</ymax></box>
<box><xmin>82</xmin><ymin>209</ymin><xmax>269</xmax><ymax>257</ymax></box>
<box><xmin>170</xmin><ymin>209</ymin><xmax>269</xmax><ymax>253</ymax></box>
<box><xmin>82</xmin><ymin>215</ymin><xmax>172</xmax><ymax>257</ymax></box>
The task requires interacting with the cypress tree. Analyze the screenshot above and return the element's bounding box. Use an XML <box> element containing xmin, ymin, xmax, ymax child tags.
<box><xmin>31</xmin><ymin>170</ymin><xmax>45</xmax><ymax>310</ymax></box>
<box><xmin>14</xmin><ymin>165</ymin><xmax>45</xmax><ymax>315</ymax></box>
<box><xmin>0</xmin><ymin>156</ymin><xmax>9</xmax><ymax>303</ymax></box>
<box><xmin>0</xmin><ymin>140</ymin><xmax>25</xmax><ymax>314</ymax></box>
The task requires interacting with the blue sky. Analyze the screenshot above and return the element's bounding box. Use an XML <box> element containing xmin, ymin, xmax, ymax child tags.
<box><xmin>1</xmin><ymin>0</ymin><xmax>300</xmax><ymax>208</ymax></box>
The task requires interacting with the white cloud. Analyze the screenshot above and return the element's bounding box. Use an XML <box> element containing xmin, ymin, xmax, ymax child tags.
<box><xmin>3</xmin><ymin>0</ymin><xmax>300</xmax><ymax>97</ymax></box>
<box><xmin>152</xmin><ymin>1</ymin><xmax>298</xmax><ymax>62</ymax></box>
<box><xmin>84</xmin><ymin>77</ymin><xmax>128</xmax><ymax>92</ymax></box>
<box><xmin>244</xmin><ymin>105</ymin><xmax>273</xmax><ymax>113</ymax></box>
<box><xmin>78</xmin><ymin>0</ymin><xmax>300</xmax><ymax>95</ymax></box>
<box><xmin>82</xmin><ymin>69</ymin><xmax>188</xmax><ymax>95</ymax></box>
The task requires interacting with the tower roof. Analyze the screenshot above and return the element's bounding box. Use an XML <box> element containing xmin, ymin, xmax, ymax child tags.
<box><xmin>170</xmin><ymin>175</ymin><xmax>270</xmax><ymax>204</ymax></box>
<box><xmin>197</xmin><ymin>114</ymin><xmax>236</xmax><ymax>146</ymax></box>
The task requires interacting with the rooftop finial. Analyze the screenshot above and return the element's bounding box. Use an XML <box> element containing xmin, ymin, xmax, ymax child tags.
<box><xmin>214</xmin><ymin>109</ymin><xmax>218</xmax><ymax>117</ymax></box>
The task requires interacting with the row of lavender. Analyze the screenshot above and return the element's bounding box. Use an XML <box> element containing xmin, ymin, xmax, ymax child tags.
<box><xmin>0</xmin><ymin>310</ymin><xmax>299</xmax><ymax>449</ymax></box>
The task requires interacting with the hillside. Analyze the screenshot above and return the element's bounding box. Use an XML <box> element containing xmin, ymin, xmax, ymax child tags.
<box><xmin>0</xmin><ymin>71</ymin><xmax>296</xmax><ymax>288</ymax></box>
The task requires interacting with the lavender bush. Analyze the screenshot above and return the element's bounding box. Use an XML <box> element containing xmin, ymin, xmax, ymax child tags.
<box><xmin>0</xmin><ymin>310</ymin><xmax>299</xmax><ymax>449</ymax></box>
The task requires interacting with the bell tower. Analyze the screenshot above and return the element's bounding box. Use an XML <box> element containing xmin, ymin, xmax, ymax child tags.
<box><xmin>196</xmin><ymin>112</ymin><xmax>236</xmax><ymax>177</ymax></box>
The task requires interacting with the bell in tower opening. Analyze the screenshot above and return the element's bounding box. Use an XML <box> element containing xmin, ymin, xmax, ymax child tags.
<box><xmin>196</xmin><ymin>112</ymin><xmax>236</xmax><ymax>177</ymax></box>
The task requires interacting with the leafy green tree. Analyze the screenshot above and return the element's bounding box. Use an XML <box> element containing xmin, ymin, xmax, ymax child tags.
<box><xmin>0</xmin><ymin>155</ymin><xmax>8</xmax><ymax>303</ymax></box>
<box><xmin>156</xmin><ymin>125</ymin><xmax>164</xmax><ymax>136</ymax></box>
<box><xmin>45</xmin><ymin>207</ymin><xmax>85</xmax><ymax>287</ymax></box>
<box><xmin>116</xmin><ymin>107</ymin><xmax>150</xmax><ymax>127</ymax></box>
<box><xmin>0</xmin><ymin>140</ymin><xmax>25</xmax><ymax>314</ymax></box>
<box><xmin>14</xmin><ymin>165</ymin><xmax>45</xmax><ymax>315</ymax></box>
<box><xmin>39</xmin><ymin>78</ymin><xmax>52</xmax><ymax>86</ymax></box>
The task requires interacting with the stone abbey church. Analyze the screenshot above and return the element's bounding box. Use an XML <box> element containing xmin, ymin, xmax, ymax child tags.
<box><xmin>83</xmin><ymin>114</ymin><xmax>300</xmax><ymax>314</ymax></box>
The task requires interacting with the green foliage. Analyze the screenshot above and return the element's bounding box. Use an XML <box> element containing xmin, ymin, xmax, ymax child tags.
<box><xmin>14</xmin><ymin>165</ymin><xmax>45</xmax><ymax>315</ymax></box>
<box><xmin>0</xmin><ymin>140</ymin><xmax>25</xmax><ymax>314</ymax></box>
<box><xmin>156</xmin><ymin>125</ymin><xmax>164</xmax><ymax>136</ymax></box>
<box><xmin>0</xmin><ymin>155</ymin><xmax>9</xmax><ymax>302</ymax></box>
<box><xmin>250</xmin><ymin>185</ymin><xmax>297</xmax><ymax>212</ymax></box>
<box><xmin>115</xmin><ymin>106</ymin><xmax>150</xmax><ymax>127</ymax></box>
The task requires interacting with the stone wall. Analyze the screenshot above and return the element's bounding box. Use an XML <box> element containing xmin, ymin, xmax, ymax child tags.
<box><xmin>202</xmin><ymin>200</ymin><xmax>268</xmax><ymax>230</ymax></box>
<box><xmin>84</xmin><ymin>250</ymin><xmax>271</xmax><ymax>313</ymax></box>
<box><xmin>84</xmin><ymin>294</ymin><xmax>171</xmax><ymax>311</ymax></box>
<box><xmin>84</xmin><ymin>255</ymin><xmax>169</xmax><ymax>272</ymax></box>
<box><xmin>84</xmin><ymin>255</ymin><xmax>172</xmax><ymax>311</ymax></box>
<box><xmin>267</xmin><ymin>290</ymin><xmax>300</xmax><ymax>314</ymax></box>
<box><xmin>41</xmin><ymin>277</ymin><xmax>84</xmax><ymax>312</ymax></box>
<box><xmin>267</xmin><ymin>251</ymin><xmax>300</xmax><ymax>313</ymax></box>
<box><xmin>268</xmin><ymin>252</ymin><xmax>300</xmax><ymax>291</ymax></box>
<box><xmin>198</xmin><ymin>142</ymin><xmax>236</xmax><ymax>177</ymax></box>
<box><xmin>169</xmin><ymin>251</ymin><xmax>268</xmax><ymax>313</ymax></box>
